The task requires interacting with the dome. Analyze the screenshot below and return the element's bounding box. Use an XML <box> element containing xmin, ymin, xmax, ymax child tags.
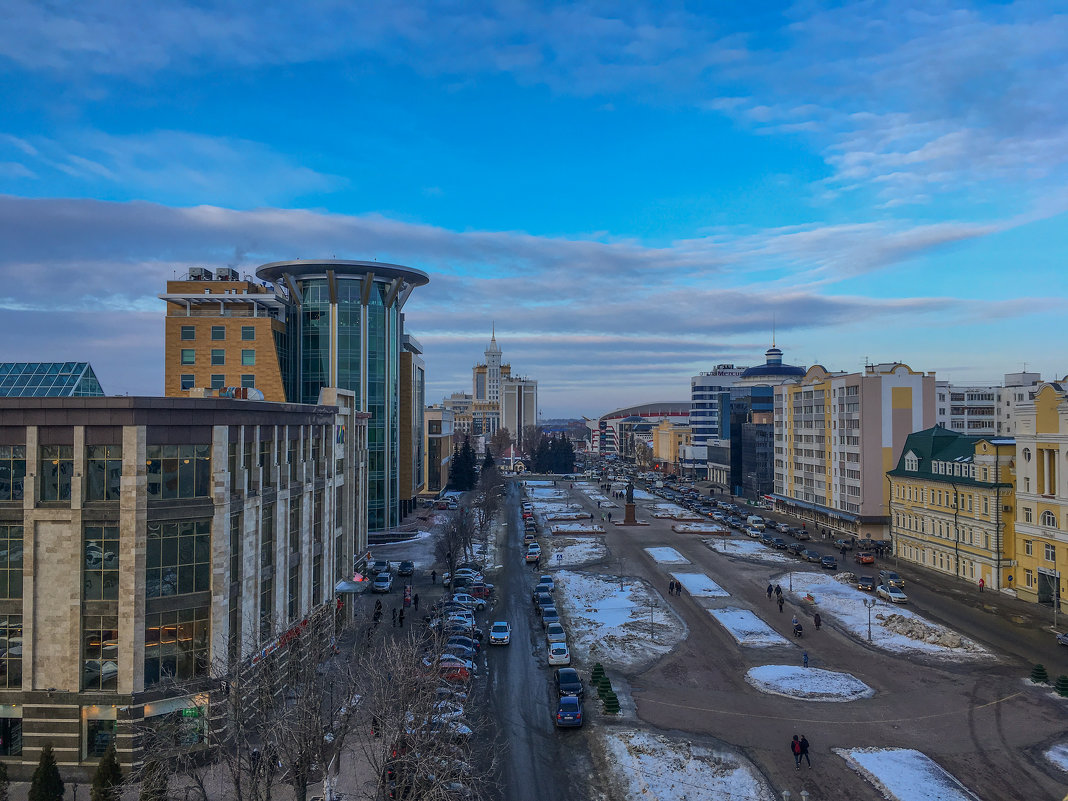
<box><xmin>740</xmin><ymin>346</ymin><xmax>806</xmax><ymax>379</ymax></box>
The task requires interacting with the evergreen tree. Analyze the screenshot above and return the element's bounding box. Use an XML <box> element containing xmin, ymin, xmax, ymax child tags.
<box><xmin>0</xmin><ymin>760</ymin><xmax>10</xmax><ymax>801</ymax></box>
<box><xmin>482</xmin><ymin>447</ymin><xmax>495</xmax><ymax>472</ymax></box>
<box><xmin>28</xmin><ymin>742</ymin><xmax>64</xmax><ymax>801</ymax></box>
<box><xmin>446</xmin><ymin>444</ymin><xmax>461</xmax><ymax>491</ymax></box>
<box><xmin>90</xmin><ymin>744</ymin><xmax>122</xmax><ymax>801</ymax></box>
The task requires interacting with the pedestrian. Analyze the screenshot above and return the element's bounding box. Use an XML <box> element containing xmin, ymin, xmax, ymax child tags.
<box><xmin>431</xmin><ymin>570</ymin><xmax>437</xmax><ymax>585</ymax></box>
<box><xmin>978</xmin><ymin>577</ymin><xmax>985</xmax><ymax>593</ymax></box>
<box><xmin>791</xmin><ymin>735</ymin><xmax>802</xmax><ymax>770</ymax></box>
<box><xmin>840</xmin><ymin>546</ymin><xmax>847</xmax><ymax>557</ymax></box>
<box><xmin>814</xmin><ymin>613</ymin><xmax>822</xmax><ymax>630</ymax></box>
<box><xmin>777</xmin><ymin>596</ymin><xmax>784</xmax><ymax>613</ymax></box>
<box><xmin>676</xmin><ymin>581</ymin><xmax>683</xmax><ymax>597</ymax></box>
<box><xmin>414</xmin><ymin>593</ymin><xmax>420</xmax><ymax>611</ymax></box>
<box><xmin>791</xmin><ymin>615</ymin><xmax>799</xmax><ymax>626</ymax></box>
<box><xmin>799</xmin><ymin>735</ymin><xmax>811</xmax><ymax>768</ymax></box>
<box><xmin>391</xmin><ymin>608</ymin><xmax>397</xmax><ymax>627</ymax></box>
<box><xmin>668</xmin><ymin>579</ymin><xmax>675</xmax><ymax>595</ymax></box>
<box><xmin>774</xmin><ymin>584</ymin><xmax>782</xmax><ymax>598</ymax></box>
<box><xmin>802</xmin><ymin>650</ymin><xmax>809</xmax><ymax>668</ymax></box>
<box><xmin>767</xmin><ymin>583</ymin><xmax>774</xmax><ymax>600</ymax></box>
<box><xmin>398</xmin><ymin>609</ymin><xmax>405</xmax><ymax>628</ymax></box>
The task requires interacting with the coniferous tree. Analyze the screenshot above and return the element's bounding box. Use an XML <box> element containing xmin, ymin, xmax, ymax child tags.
<box><xmin>28</xmin><ymin>742</ymin><xmax>64</xmax><ymax>801</ymax></box>
<box><xmin>0</xmin><ymin>760</ymin><xmax>10</xmax><ymax>801</ymax></box>
<box><xmin>90</xmin><ymin>743</ymin><xmax>122</xmax><ymax>801</ymax></box>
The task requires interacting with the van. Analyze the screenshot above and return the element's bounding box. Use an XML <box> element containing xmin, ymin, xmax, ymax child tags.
<box><xmin>746</xmin><ymin>516</ymin><xmax>766</xmax><ymax>530</ymax></box>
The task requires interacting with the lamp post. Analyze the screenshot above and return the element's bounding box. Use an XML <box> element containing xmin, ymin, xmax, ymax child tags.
<box><xmin>648</xmin><ymin>597</ymin><xmax>658</xmax><ymax>638</ymax></box>
<box><xmin>863</xmin><ymin>598</ymin><xmax>877</xmax><ymax>642</ymax></box>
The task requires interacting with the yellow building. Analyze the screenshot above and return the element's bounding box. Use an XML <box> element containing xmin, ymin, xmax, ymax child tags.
<box><xmin>1013</xmin><ymin>381</ymin><xmax>1068</xmax><ymax>609</ymax></box>
<box><xmin>887</xmin><ymin>426</ymin><xmax>1015</xmax><ymax>589</ymax></box>
<box><xmin>651</xmin><ymin>420</ymin><xmax>691</xmax><ymax>474</ymax></box>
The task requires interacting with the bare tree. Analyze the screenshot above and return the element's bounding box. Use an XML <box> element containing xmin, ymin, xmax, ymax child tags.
<box><xmin>434</xmin><ymin>507</ymin><xmax>475</xmax><ymax>580</ymax></box>
<box><xmin>489</xmin><ymin>427</ymin><xmax>511</xmax><ymax>457</ymax></box>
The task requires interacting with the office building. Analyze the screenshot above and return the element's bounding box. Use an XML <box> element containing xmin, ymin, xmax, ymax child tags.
<box><xmin>502</xmin><ymin>377</ymin><xmax>537</xmax><ymax>449</ymax></box>
<box><xmin>0</xmin><ymin>391</ymin><xmax>364</xmax><ymax>775</ymax></box>
<box><xmin>887</xmin><ymin>426</ymin><xmax>1015</xmax><ymax>589</ymax></box>
<box><xmin>399</xmin><ymin>335</ymin><xmax>426</xmax><ymax>516</ymax></box>
<box><xmin>773</xmin><ymin>362</ymin><xmax>936</xmax><ymax>539</ymax></box>
<box><xmin>685</xmin><ymin>365</ymin><xmax>744</xmax><ymax>480</ymax></box>
<box><xmin>424</xmin><ymin>406</ymin><xmax>454</xmax><ymax>496</ymax></box>
<box><xmin>0</xmin><ymin>363</ymin><xmax>105</xmax><ymax>397</ymax></box>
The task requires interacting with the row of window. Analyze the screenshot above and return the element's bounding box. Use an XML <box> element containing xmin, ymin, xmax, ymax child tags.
<box><xmin>180</xmin><ymin>349</ymin><xmax>256</xmax><ymax>366</ymax></box>
<box><xmin>1021</xmin><ymin>507</ymin><xmax>1060</xmax><ymax>528</ymax></box>
<box><xmin>180</xmin><ymin>374</ymin><xmax>256</xmax><ymax>390</ymax></box>
<box><xmin>181</xmin><ymin>325</ymin><xmax>256</xmax><ymax>341</ymax></box>
<box><xmin>1022</xmin><ymin>540</ymin><xmax>1057</xmax><ymax>561</ymax></box>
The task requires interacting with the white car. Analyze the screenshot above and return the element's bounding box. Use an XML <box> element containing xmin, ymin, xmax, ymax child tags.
<box><xmin>445</xmin><ymin>610</ymin><xmax>476</xmax><ymax>628</ymax></box>
<box><xmin>745</xmin><ymin>528</ymin><xmax>762</xmax><ymax>539</ymax></box>
<box><xmin>372</xmin><ymin>572</ymin><xmax>393</xmax><ymax>593</ymax></box>
<box><xmin>545</xmin><ymin>622</ymin><xmax>566</xmax><ymax>644</ymax></box>
<box><xmin>547</xmin><ymin>641</ymin><xmax>571</xmax><ymax>666</ymax></box>
<box><xmin>450</xmin><ymin>593</ymin><xmax>486</xmax><ymax>612</ymax></box>
<box><xmin>489</xmin><ymin>621</ymin><xmax>511</xmax><ymax>645</ymax></box>
<box><xmin>525</xmin><ymin>544</ymin><xmax>542</xmax><ymax>563</ymax></box>
<box><xmin>876</xmin><ymin>584</ymin><xmax>908</xmax><ymax>604</ymax></box>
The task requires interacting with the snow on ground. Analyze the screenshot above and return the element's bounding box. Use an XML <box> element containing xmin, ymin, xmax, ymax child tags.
<box><xmin>703</xmin><ymin>537</ymin><xmax>792</xmax><ymax>563</ymax></box>
<box><xmin>579</xmin><ymin>482</ymin><xmax>618</xmax><ymax>507</ymax></box>
<box><xmin>543</xmin><ymin>511</ymin><xmax>591</xmax><ymax>521</ymax></box>
<box><xmin>673</xmin><ymin>522</ymin><xmax>728</xmax><ymax>534</ymax></box>
<box><xmin>549</xmin><ymin>522</ymin><xmax>605</xmax><ymax>534</ymax></box>
<box><xmin>523</xmin><ymin>480</ymin><xmax>555</xmax><ymax>486</ymax></box>
<box><xmin>546</xmin><ymin>537</ymin><xmax>606</xmax><ymax>567</ymax></box>
<box><xmin>527</xmin><ymin>486</ymin><xmax>566</xmax><ymax>500</ymax></box>
<box><xmin>553</xmin><ymin>570</ymin><xmax>686</xmax><ymax>670</ymax></box>
<box><xmin>786</xmin><ymin>573</ymin><xmax>989</xmax><ymax>659</ymax></box>
<box><xmin>708</xmin><ymin>607</ymin><xmax>791</xmax><ymax>648</ymax></box>
<box><xmin>644</xmin><ymin>547</ymin><xmax>690</xmax><ymax>564</ymax></box>
<box><xmin>647</xmin><ymin>503</ymin><xmax>696</xmax><ymax>519</ymax></box>
<box><xmin>670</xmin><ymin>572</ymin><xmax>729</xmax><ymax>598</ymax></box>
<box><xmin>368</xmin><ymin>529</ymin><xmax>438</xmax><ymax>571</ymax></box>
<box><xmin>600</xmin><ymin>729</ymin><xmax>775</xmax><ymax>801</ymax></box>
<box><xmin>835</xmin><ymin>748</ymin><xmax>980</xmax><ymax>801</ymax></box>
<box><xmin>634</xmin><ymin>489</ymin><xmax>654</xmax><ymax>500</ymax></box>
<box><xmin>1045</xmin><ymin>742</ymin><xmax>1068</xmax><ymax>772</ymax></box>
<box><xmin>745</xmin><ymin>665</ymin><xmax>874</xmax><ymax>702</ymax></box>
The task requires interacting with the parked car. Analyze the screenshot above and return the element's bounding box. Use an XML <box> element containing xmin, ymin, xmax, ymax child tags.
<box><xmin>397</xmin><ymin>560</ymin><xmax>415</xmax><ymax>576</ymax></box>
<box><xmin>793</xmin><ymin>527</ymin><xmax>811</xmax><ymax>541</ymax></box>
<box><xmin>489</xmin><ymin>621</ymin><xmax>511</xmax><ymax>646</ymax></box>
<box><xmin>787</xmin><ymin>542</ymin><xmax>806</xmax><ymax>555</ymax></box>
<box><xmin>555</xmin><ymin>667</ymin><xmax>584</xmax><ymax>699</ymax></box>
<box><xmin>538</xmin><ymin>575</ymin><xmax>555</xmax><ymax>591</ymax></box>
<box><xmin>1056</xmin><ymin>632</ymin><xmax>1068</xmax><ymax>647</ymax></box>
<box><xmin>443</xmin><ymin>643</ymin><xmax>478</xmax><ymax>662</ymax></box>
<box><xmin>555</xmin><ymin>696</ymin><xmax>583</xmax><ymax>728</ymax></box>
<box><xmin>450</xmin><ymin>593</ymin><xmax>486</xmax><ymax>612</ymax></box>
<box><xmin>534</xmin><ymin>592</ymin><xmax>553</xmax><ymax>613</ymax></box>
<box><xmin>445</xmin><ymin>635</ymin><xmax>481</xmax><ymax>654</ymax></box>
<box><xmin>532</xmin><ymin>583</ymin><xmax>554</xmax><ymax>601</ymax></box>
<box><xmin>525</xmin><ymin>544</ymin><xmax>542</xmax><ymax>563</ymax></box>
<box><xmin>879</xmin><ymin>570</ymin><xmax>905</xmax><ymax>588</ymax></box>
<box><xmin>856</xmin><ymin>575</ymin><xmax>875</xmax><ymax>591</ymax></box>
<box><xmin>834</xmin><ymin>539</ymin><xmax>854</xmax><ymax>551</ymax></box>
<box><xmin>820</xmin><ymin>555</ymin><xmax>838</xmax><ymax>570</ymax></box>
<box><xmin>541</xmin><ymin>607</ymin><xmax>560</xmax><ymax>627</ymax></box>
<box><xmin>771</xmin><ymin>537</ymin><xmax>788</xmax><ymax>550</ymax></box>
<box><xmin>803</xmin><ymin>549</ymin><xmax>822</xmax><ymax>563</ymax></box>
<box><xmin>445</xmin><ymin>610</ymin><xmax>476</xmax><ymax>628</ymax></box>
<box><xmin>545</xmin><ymin>622</ymin><xmax>567</xmax><ymax>643</ymax></box>
<box><xmin>372</xmin><ymin>573</ymin><xmax>394</xmax><ymax>593</ymax></box>
<box><xmin>371</xmin><ymin>560</ymin><xmax>391</xmax><ymax>575</ymax></box>
<box><xmin>547</xmin><ymin>641</ymin><xmax>571</xmax><ymax>666</ymax></box>
<box><xmin>744</xmin><ymin>528</ymin><xmax>762</xmax><ymax>539</ymax></box>
<box><xmin>876</xmin><ymin>584</ymin><xmax>908</xmax><ymax>603</ymax></box>
<box><xmin>468</xmin><ymin>583</ymin><xmax>494</xmax><ymax>600</ymax></box>
<box><xmin>523</xmin><ymin>532</ymin><xmax>537</xmax><ymax>544</ymax></box>
<box><xmin>854</xmin><ymin>551</ymin><xmax>875</xmax><ymax>565</ymax></box>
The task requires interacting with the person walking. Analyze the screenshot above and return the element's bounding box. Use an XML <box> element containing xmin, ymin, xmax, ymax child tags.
<box><xmin>799</xmin><ymin>735</ymin><xmax>811</xmax><ymax>768</ymax></box>
<box><xmin>431</xmin><ymin>570</ymin><xmax>437</xmax><ymax>585</ymax></box>
<box><xmin>802</xmin><ymin>650</ymin><xmax>809</xmax><ymax>668</ymax></box>
<box><xmin>791</xmin><ymin>735</ymin><xmax>802</xmax><ymax>770</ymax></box>
<box><xmin>398</xmin><ymin>609</ymin><xmax>405</xmax><ymax>628</ymax></box>
<box><xmin>979</xmin><ymin>577</ymin><xmax>985</xmax><ymax>593</ymax></box>
<box><xmin>391</xmin><ymin>608</ymin><xmax>397</xmax><ymax>627</ymax></box>
<box><xmin>668</xmin><ymin>579</ymin><xmax>676</xmax><ymax>596</ymax></box>
<box><xmin>814</xmin><ymin>613</ymin><xmax>822</xmax><ymax>631</ymax></box>
<box><xmin>413</xmin><ymin>593</ymin><xmax>420</xmax><ymax>611</ymax></box>
<box><xmin>767</xmin><ymin>583</ymin><xmax>774</xmax><ymax>600</ymax></box>
<box><xmin>774</xmin><ymin>584</ymin><xmax>782</xmax><ymax>598</ymax></box>
<box><xmin>777</xmin><ymin>596</ymin><xmax>785</xmax><ymax>613</ymax></box>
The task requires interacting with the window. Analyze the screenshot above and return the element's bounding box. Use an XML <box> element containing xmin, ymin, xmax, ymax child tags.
<box><xmin>1023</xmin><ymin>448</ymin><xmax>1032</xmax><ymax>462</ymax></box>
<box><xmin>180</xmin><ymin>326</ymin><xmax>195</xmax><ymax>340</ymax></box>
<box><xmin>0</xmin><ymin>526</ymin><xmax>22</xmax><ymax>600</ymax></box>
<box><xmin>1023</xmin><ymin>507</ymin><xmax>1033</xmax><ymax>523</ymax></box>
<box><xmin>211</xmin><ymin>374</ymin><xmax>225</xmax><ymax>389</ymax></box>
<box><xmin>181</xmin><ymin>349</ymin><xmax>195</xmax><ymax>365</ymax></box>
<box><xmin>904</xmin><ymin>453</ymin><xmax>918</xmax><ymax>472</ymax></box>
<box><xmin>211</xmin><ymin>349</ymin><xmax>225</xmax><ymax>365</ymax></box>
<box><xmin>1025</xmin><ymin>569</ymin><xmax>1035</xmax><ymax>588</ymax></box>
<box><xmin>180</xmin><ymin>374</ymin><xmax>195</xmax><ymax>390</ymax></box>
<box><xmin>144</xmin><ymin>606</ymin><xmax>210</xmax><ymax>687</ymax></box>
<box><xmin>238</xmin><ymin>374</ymin><xmax>255</xmax><ymax>389</ymax></box>
<box><xmin>260</xmin><ymin>503</ymin><xmax>275</xmax><ymax>640</ymax></box>
<box><xmin>84</xmin><ymin>525</ymin><xmax>119</xmax><ymax>600</ymax></box>
<box><xmin>0</xmin><ymin>709</ymin><xmax>21</xmax><ymax>755</ymax></box>
<box><xmin>241</xmin><ymin>326</ymin><xmax>255</xmax><ymax>341</ymax></box>
<box><xmin>1045</xmin><ymin>543</ymin><xmax>1056</xmax><ymax>562</ymax></box>
<box><xmin>145</xmin><ymin>520</ymin><xmax>211</xmax><ymax>597</ymax></box>
<box><xmin>211</xmin><ymin>326</ymin><xmax>225</xmax><ymax>340</ymax></box>
<box><xmin>0</xmin><ymin>616</ymin><xmax>23</xmax><ymax>690</ymax></box>
<box><xmin>241</xmin><ymin>350</ymin><xmax>256</xmax><ymax>366</ymax></box>
<box><xmin>82</xmin><ymin>615</ymin><xmax>118</xmax><ymax>691</ymax></box>
<box><xmin>1042</xmin><ymin>510</ymin><xmax>1058</xmax><ymax>528</ymax></box>
<box><xmin>288</xmin><ymin>495</ymin><xmax>302</xmax><ymax>620</ymax></box>
<box><xmin>1025</xmin><ymin>540</ymin><xmax>1033</xmax><ymax>556</ymax></box>
<box><xmin>146</xmin><ymin>444</ymin><xmax>211</xmax><ymax>499</ymax></box>
<box><xmin>40</xmin><ymin>445</ymin><xmax>74</xmax><ymax>501</ymax></box>
<box><xmin>86</xmin><ymin>444</ymin><xmax>122</xmax><ymax>501</ymax></box>
<box><xmin>0</xmin><ymin>446</ymin><xmax>26</xmax><ymax>501</ymax></box>
<box><xmin>84</xmin><ymin>712</ymin><xmax>117</xmax><ymax>759</ymax></box>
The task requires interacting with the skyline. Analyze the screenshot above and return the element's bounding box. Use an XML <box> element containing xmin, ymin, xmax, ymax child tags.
<box><xmin>2</xmin><ymin>1</ymin><xmax>1066</xmax><ymax>417</ymax></box>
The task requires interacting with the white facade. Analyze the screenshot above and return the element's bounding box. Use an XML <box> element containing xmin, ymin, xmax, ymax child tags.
<box><xmin>935</xmin><ymin>382</ymin><xmax>997</xmax><ymax>436</ymax></box>
<box><xmin>996</xmin><ymin>371</ymin><xmax>1042</xmax><ymax>435</ymax></box>
<box><xmin>502</xmin><ymin>378</ymin><xmax>538</xmax><ymax>447</ymax></box>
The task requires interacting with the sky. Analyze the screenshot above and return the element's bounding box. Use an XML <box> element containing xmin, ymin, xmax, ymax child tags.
<box><xmin>1</xmin><ymin>0</ymin><xmax>1066</xmax><ymax>418</ymax></box>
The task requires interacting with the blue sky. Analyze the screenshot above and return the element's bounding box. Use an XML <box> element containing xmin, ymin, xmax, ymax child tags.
<box><xmin>1</xmin><ymin>1</ymin><xmax>1066</xmax><ymax>417</ymax></box>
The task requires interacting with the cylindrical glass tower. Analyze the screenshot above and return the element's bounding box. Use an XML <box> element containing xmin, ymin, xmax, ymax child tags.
<box><xmin>256</xmin><ymin>260</ymin><xmax>429</xmax><ymax>531</ymax></box>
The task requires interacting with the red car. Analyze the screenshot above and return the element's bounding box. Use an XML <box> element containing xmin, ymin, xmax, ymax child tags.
<box><xmin>437</xmin><ymin>663</ymin><xmax>471</xmax><ymax>682</ymax></box>
<box><xmin>468</xmin><ymin>583</ymin><xmax>493</xmax><ymax>600</ymax></box>
<box><xmin>854</xmin><ymin>551</ymin><xmax>875</xmax><ymax>565</ymax></box>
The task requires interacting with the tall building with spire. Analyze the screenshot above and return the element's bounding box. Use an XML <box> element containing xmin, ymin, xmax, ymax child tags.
<box><xmin>452</xmin><ymin>329</ymin><xmax>537</xmax><ymax>448</ymax></box>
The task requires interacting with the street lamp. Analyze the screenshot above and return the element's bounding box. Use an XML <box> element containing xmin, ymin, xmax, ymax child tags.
<box><xmin>648</xmin><ymin>597</ymin><xmax>658</xmax><ymax>637</ymax></box>
<box><xmin>863</xmin><ymin>598</ymin><xmax>877</xmax><ymax>642</ymax></box>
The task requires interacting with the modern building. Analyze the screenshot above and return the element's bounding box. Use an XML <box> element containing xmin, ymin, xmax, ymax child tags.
<box><xmin>0</xmin><ymin>363</ymin><xmax>105</xmax><ymax>397</ymax></box>
<box><xmin>398</xmin><ymin>334</ymin><xmax>426</xmax><ymax>517</ymax></box>
<box><xmin>1012</xmin><ymin>381</ymin><xmax>1068</xmax><ymax>609</ymax></box>
<box><xmin>442</xmin><ymin>393</ymin><xmax>474</xmax><ymax>437</ymax></box>
<box><xmin>996</xmin><ymin>371</ymin><xmax>1043</xmax><ymax>436</ymax></box>
<box><xmin>773</xmin><ymin>362</ymin><xmax>937</xmax><ymax>539</ymax></box>
<box><xmin>590</xmin><ymin>402</ymin><xmax>690</xmax><ymax>460</ymax></box>
<box><xmin>423</xmin><ymin>406</ymin><xmax>455</xmax><ymax>496</ymax></box>
<box><xmin>502</xmin><ymin>378</ymin><xmax>537</xmax><ymax>449</ymax></box>
<box><xmin>162</xmin><ymin>261</ymin><xmax>430</xmax><ymax>532</ymax></box>
<box><xmin>685</xmin><ymin>365</ymin><xmax>745</xmax><ymax>480</ymax></box>
<box><xmin>887</xmin><ymin>426</ymin><xmax>1015</xmax><ymax>590</ymax></box>
<box><xmin>0</xmin><ymin>391</ymin><xmax>365</xmax><ymax>776</ymax></box>
<box><xmin>934</xmin><ymin>382</ymin><xmax>998</xmax><ymax>436</ymax></box>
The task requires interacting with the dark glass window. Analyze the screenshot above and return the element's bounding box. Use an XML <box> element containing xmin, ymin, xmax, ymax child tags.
<box><xmin>82</xmin><ymin>615</ymin><xmax>118</xmax><ymax>691</ymax></box>
<box><xmin>241</xmin><ymin>326</ymin><xmax>255</xmax><ymax>341</ymax></box>
<box><xmin>0</xmin><ymin>526</ymin><xmax>22</xmax><ymax>600</ymax></box>
<box><xmin>180</xmin><ymin>349</ymin><xmax>195</xmax><ymax>365</ymax></box>
<box><xmin>241</xmin><ymin>374</ymin><xmax>256</xmax><ymax>388</ymax></box>
<box><xmin>85</xmin><ymin>718</ymin><xmax>116</xmax><ymax>759</ymax></box>
<box><xmin>83</xmin><ymin>525</ymin><xmax>119</xmax><ymax>600</ymax></box>
<box><xmin>259</xmin><ymin>436</ymin><xmax>273</xmax><ymax>486</ymax></box>
<box><xmin>211</xmin><ymin>374</ymin><xmax>225</xmax><ymax>389</ymax></box>
<box><xmin>211</xmin><ymin>326</ymin><xmax>225</xmax><ymax>340</ymax></box>
<box><xmin>145</xmin><ymin>520</ymin><xmax>211</xmax><ymax>598</ymax></box>
<box><xmin>211</xmin><ymin>349</ymin><xmax>225</xmax><ymax>365</ymax></box>
<box><xmin>40</xmin><ymin>445</ymin><xmax>73</xmax><ymax>501</ymax></box>
<box><xmin>146</xmin><ymin>445</ymin><xmax>211</xmax><ymax>499</ymax></box>
<box><xmin>0</xmin><ymin>615</ymin><xmax>23</xmax><ymax>689</ymax></box>
<box><xmin>241</xmin><ymin>350</ymin><xmax>256</xmax><ymax>366</ymax></box>
<box><xmin>0</xmin><ymin>716</ymin><xmax>22</xmax><ymax>756</ymax></box>
<box><xmin>0</xmin><ymin>446</ymin><xmax>26</xmax><ymax>501</ymax></box>
<box><xmin>143</xmin><ymin>606</ymin><xmax>210</xmax><ymax>687</ymax></box>
<box><xmin>288</xmin><ymin>495</ymin><xmax>301</xmax><ymax>621</ymax></box>
<box><xmin>180</xmin><ymin>374</ymin><xmax>195</xmax><ymax>390</ymax></box>
<box><xmin>260</xmin><ymin>504</ymin><xmax>274</xmax><ymax>639</ymax></box>
<box><xmin>86</xmin><ymin>444</ymin><xmax>122</xmax><ymax>501</ymax></box>
<box><xmin>180</xmin><ymin>326</ymin><xmax>195</xmax><ymax>341</ymax></box>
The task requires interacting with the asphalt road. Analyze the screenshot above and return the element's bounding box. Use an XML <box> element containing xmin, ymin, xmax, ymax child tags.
<box><xmin>484</xmin><ymin>482</ymin><xmax>594</xmax><ymax>801</ymax></box>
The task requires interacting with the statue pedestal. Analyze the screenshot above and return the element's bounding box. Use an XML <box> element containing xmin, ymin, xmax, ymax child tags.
<box><xmin>624</xmin><ymin>502</ymin><xmax>637</xmax><ymax>525</ymax></box>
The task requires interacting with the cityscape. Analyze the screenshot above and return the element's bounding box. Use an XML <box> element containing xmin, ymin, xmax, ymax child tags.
<box><xmin>1</xmin><ymin>2</ymin><xmax>1067</xmax><ymax>801</ymax></box>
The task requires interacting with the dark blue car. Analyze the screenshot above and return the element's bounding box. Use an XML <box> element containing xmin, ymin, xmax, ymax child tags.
<box><xmin>555</xmin><ymin>695</ymin><xmax>583</xmax><ymax>728</ymax></box>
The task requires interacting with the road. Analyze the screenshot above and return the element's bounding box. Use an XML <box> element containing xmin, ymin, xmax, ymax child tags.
<box><xmin>484</xmin><ymin>482</ymin><xmax>594</xmax><ymax>801</ymax></box>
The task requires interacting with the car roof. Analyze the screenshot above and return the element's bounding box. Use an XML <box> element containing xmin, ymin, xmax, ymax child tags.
<box><xmin>558</xmin><ymin>695</ymin><xmax>580</xmax><ymax>706</ymax></box>
<box><xmin>557</xmin><ymin>667</ymin><xmax>578</xmax><ymax>678</ymax></box>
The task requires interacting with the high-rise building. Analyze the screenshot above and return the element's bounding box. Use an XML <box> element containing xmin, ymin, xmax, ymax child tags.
<box><xmin>686</xmin><ymin>365</ymin><xmax>744</xmax><ymax>480</ymax></box>
<box><xmin>399</xmin><ymin>334</ymin><xmax>426</xmax><ymax>516</ymax></box>
<box><xmin>773</xmin><ymin>362</ymin><xmax>936</xmax><ymax>539</ymax></box>
<box><xmin>424</xmin><ymin>405</ymin><xmax>455</xmax><ymax>495</ymax></box>
<box><xmin>502</xmin><ymin>377</ymin><xmax>537</xmax><ymax>449</ymax></box>
<box><xmin>934</xmin><ymin>382</ymin><xmax>998</xmax><ymax>435</ymax></box>
<box><xmin>163</xmin><ymin>261</ymin><xmax>429</xmax><ymax>532</ymax></box>
<box><xmin>996</xmin><ymin>371</ymin><xmax>1043</xmax><ymax>435</ymax></box>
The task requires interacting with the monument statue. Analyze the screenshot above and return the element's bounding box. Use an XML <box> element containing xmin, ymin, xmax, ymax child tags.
<box><xmin>626</xmin><ymin>481</ymin><xmax>634</xmax><ymax>505</ymax></box>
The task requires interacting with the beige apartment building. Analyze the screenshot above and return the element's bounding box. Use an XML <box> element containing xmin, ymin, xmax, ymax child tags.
<box><xmin>773</xmin><ymin>362</ymin><xmax>937</xmax><ymax>538</ymax></box>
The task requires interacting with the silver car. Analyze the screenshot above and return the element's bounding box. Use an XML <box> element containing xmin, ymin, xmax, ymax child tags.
<box><xmin>545</xmin><ymin>622</ymin><xmax>567</xmax><ymax>644</ymax></box>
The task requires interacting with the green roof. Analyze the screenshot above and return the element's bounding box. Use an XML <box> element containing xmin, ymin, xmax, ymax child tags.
<box><xmin>887</xmin><ymin>425</ymin><xmax>1009</xmax><ymax>487</ymax></box>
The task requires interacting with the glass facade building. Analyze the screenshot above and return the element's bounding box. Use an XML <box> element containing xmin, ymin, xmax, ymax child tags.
<box><xmin>257</xmin><ymin>260</ymin><xmax>429</xmax><ymax>531</ymax></box>
<box><xmin>0</xmin><ymin>362</ymin><xmax>104</xmax><ymax>397</ymax></box>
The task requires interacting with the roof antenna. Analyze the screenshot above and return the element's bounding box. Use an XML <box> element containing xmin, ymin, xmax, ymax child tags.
<box><xmin>772</xmin><ymin>314</ymin><xmax>776</xmax><ymax>348</ymax></box>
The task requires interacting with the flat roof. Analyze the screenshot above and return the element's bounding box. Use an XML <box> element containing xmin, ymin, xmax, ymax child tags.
<box><xmin>256</xmin><ymin>259</ymin><xmax>430</xmax><ymax>287</ymax></box>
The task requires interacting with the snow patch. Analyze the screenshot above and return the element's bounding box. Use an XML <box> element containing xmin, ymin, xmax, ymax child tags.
<box><xmin>1045</xmin><ymin>741</ymin><xmax>1068</xmax><ymax>772</ymax></box>
<box><xmin>644</xmin><ymin>547</ymin><xmax>690</xmax><ymax>564</ymax></box>
<box><xmin>703</xmin><ymin>537</ymin><xmax>792</xmax><ymax>563</ymax></box>
<box><xmin>547</xmin><ymin>537</ymin><xmax>606</xmax><ymax>567</ymax></box>
<box><xmin>600</xmin><ymin>729</ymin><xmax>775</xmax><ymax>801</ymax></box>
<box><xmin>673</xmin><ymin>522</ymin><xmax>728</xmax><ymax>534</ymax></box>
<box><xmin>835</xmin><ymin>747</ymin><xmax>980</xmax><ymax>801</ymax></box>
<box><xmin>708</xmin><ymin>607</ymin><xmax>791</xmax><ymax>648</ymax></box>
<box><xmin>746</xmin><ymin>665</ymin><xmax>874</xmax><ymax>702</ymax></box>
<box><xmin>670</xmin><ymin>572</ymin><xmax>729</xmax><ymax>598</ymax></box>
<box><xmin>549</xmin><ymin>522</ymin><xmax>605</xmax><ymax>534</ymax></box>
